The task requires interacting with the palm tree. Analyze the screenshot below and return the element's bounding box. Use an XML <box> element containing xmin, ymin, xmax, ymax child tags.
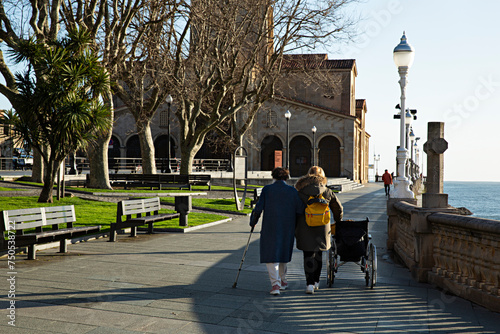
<box><xmin>4</xmin><ymin>28</ymin><xmax>111</xmax><ymax>203</ymax></box>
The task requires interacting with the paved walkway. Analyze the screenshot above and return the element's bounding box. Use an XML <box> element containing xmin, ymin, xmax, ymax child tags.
<box><xmin>1</xmin><ymin>183</ymin><xmax>499</xmax><ymax>333</ymax></box>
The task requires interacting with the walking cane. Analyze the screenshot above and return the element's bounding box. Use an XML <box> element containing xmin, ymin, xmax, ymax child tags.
<box><xmin>232</xmin><ymin>226</ymin><xmax>255</xmax><ymax>288</ymax></box>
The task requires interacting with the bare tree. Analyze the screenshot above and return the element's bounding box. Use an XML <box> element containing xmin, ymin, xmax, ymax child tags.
<box><xmin>62</xmin><ymin>0</ymin><xmax>180</xmax><ymax>176</ymax></box>
<box><xmin>0</xmin><ymin>0</ymin><xmax>64</xmax><ymax>182</ymax></box>
<box><xmin>0</xmin><ymin>0</ymin><xmax>115</xmax><ymax>187</ymax></box>
<box><xmin>158</xmin><ymin>0</ymin><xmax>357</xmax><ymax>174</ymax></box>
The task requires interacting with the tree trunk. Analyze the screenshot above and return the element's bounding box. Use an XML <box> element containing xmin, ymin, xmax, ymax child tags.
<box><xmin>137</xmin><ymin>121</ymin><xmax>156</xmax><ymax>174</ymax></box>
<box><xmin>31</xmin><ymin>149</ymin><xmax>44</xmax><ymax>183</ymax></box>
<box><xmin>38</xmin><ymin>160</ymin><xmax>57</xmax><ymax>203</ymax></box>
<box><xmin>179</xmin><ymin>140</ymin><xmax>204</xmax><ymax>175</ymax></box>
<box><xmin>87</xmin><ymin>134</ymin><xmax>112</xmax><ymax>189</ymax></box>
<box><xmin>87</xmin><ymin>95</ymin><xmax>114</xmax><ymax>189</ymax></box>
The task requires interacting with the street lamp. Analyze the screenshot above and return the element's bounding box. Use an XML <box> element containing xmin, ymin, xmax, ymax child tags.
<box><xmin>284</xmin><ymin>110</ymin><xmax>291</xmax><ymax>170</ymax></box>
<box><xmin>392</xmin><ymin>32</ymin><xmax>415</xmax><ymax>198</ymax></box>
<box><xmin>165</xmin><ymin>94</ymin><xmax>173</xmax><ymax>173</ymax></box>
<box><xmin>311</xmin><ymin>126</ymin><xmax>317</xmax><ymax>166</ymax></box>
<box><xmin>374</xmin><ymin>154</ymin><xmax>380</xmax><ymax>177</ymax></box>
<box><xmin>409</xmin><ymin>128</ymin><xmax>416</xmax><ymax>161</ymax></box>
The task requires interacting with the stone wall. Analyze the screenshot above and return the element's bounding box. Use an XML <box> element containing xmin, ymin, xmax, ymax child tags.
<box><xmin>387</xmin><ymin>200</ymin><xmax>500</xmax><ymax>313</ymax></box>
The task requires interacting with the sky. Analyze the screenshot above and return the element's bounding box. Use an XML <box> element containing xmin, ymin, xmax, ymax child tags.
<box><xmin>1</xmin><ymin>1</ymin><xmax>498</xmax><ymax>182</ymax></box>
<box><xmin>330</xmin><ymin>0</ymin><xmax>500</xmax><ymax>182</ymax></box>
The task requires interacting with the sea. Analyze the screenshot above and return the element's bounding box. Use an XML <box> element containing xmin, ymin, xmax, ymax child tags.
<box><xmin>443</xmin><ymin>181</ymin><xmax>500</xmax><ymax>221</ymax></box>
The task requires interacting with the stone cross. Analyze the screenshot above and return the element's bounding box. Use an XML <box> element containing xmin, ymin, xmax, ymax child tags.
<box><xmin>422</xmin><ymin>122</ymin><xmax>448</xmax><ymax>208</ymax></box>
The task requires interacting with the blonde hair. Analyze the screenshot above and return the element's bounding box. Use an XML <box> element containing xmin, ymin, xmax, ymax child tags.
<box><xmin>307</xmin><ymin>166</ymin><xmax>326</xmax><ymax>178</ymax></box>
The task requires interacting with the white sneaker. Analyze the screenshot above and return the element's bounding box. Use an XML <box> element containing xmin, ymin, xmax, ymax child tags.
<box><xmin>305</xmin><ymin>285</ymin><xmax>315</xmax><ymax>294</ymax></box>
<box><xmin>314</xmin><ymin>282</ymin><xmax>320</xmax><ymax>290</ymax></box>
<box><xmin>269</xmin><ymin>285</ymin><xmax>281</xmax><ymax>295</ymax></box>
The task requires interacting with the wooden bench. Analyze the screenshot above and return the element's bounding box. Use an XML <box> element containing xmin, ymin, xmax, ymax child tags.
<box><xmin>187</xmin><ymin>174</ymin><xmax>212</xmax><ymax>190</ymax></box>
<box><xmin>65</xmin><ymin>179</ymin><xmax>87</xmax><ymax>188</ymax></box>
<box><xmin>0</xmin><ymin>205</ymin><xmax>101</xmax><ymax>260</ymax></box>
<box><xmin>108</xmin><ymin>174</ymin><xmax>162</xmax><ymax>190</ymax></box>
<box><xmin>109</xmin><ymin>197</ymin><xmax>180</xmax><ymax>242</ymax></box>
<box><xmin>250</xmin><ymin>187</ymin><xmax>263</xmax><ymax>208</ymax></box>
<box><xmin>108</xmin><ymin>174</ymin><xmax>212</xmax><ymax>190</ymax></box>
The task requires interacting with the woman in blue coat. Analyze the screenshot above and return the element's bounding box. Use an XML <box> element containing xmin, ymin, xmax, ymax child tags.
<box><xmin>250</xmin><ymin>167</ymin><xmax>305</xmax><ymax>295</ymax></box>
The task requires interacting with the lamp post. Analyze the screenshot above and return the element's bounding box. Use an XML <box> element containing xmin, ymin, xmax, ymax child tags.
<box><xmin>409</xmin><ymin>128</ymin><xmax>416</xmax><ymax>162</ymax></box>
<box><xmin>405</xmin><ymin>110</ymin><xmax>413</xmax><ymax>151</ymax></box>
<box><xmin>165</xmin><ymin>94</ymin><xmax>173</xmax><ymax>173</ymax></box>
<box><xmin>374</xmin><ymin>154</ymin><xmax>380</xmax><ymax>178</ymax></box>
<box><xmin>285</xmin><ymin>110</ymin><xmax>291</xmax><ymax>170</ymax></box>
<box><xmin>392</xmin><ymin>32</ymin><xmax>415</xmax><ymax>198</ymax></box>
<box><xmin>311</xmin><ymin>126</ymin><xmax>317</xmax><ymax>166</ymax></box>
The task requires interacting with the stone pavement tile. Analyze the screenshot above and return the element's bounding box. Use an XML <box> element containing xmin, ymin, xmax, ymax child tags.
<box><xmin>178</xmin><ymin>321</ymin><xmax>281</xmax><ymax>334</ymax></box>
<box><xmin>149</xmin><ymin>299</ymin><xmax>235</xmax><ymax>316</ymax></box>
<box><xmin>0</xmin><ymin>324</ymin><xmax>59</xmax><ymax>333</ymax></box>
<box><xmin>84</xmin><ymin>300</ymin><xmax>228</xmax><ymax>325</ymax></box>
<box><xmin>4</xmin><ymin>315</ymin><xmax>97</xmax><ymax>333</ymax></box>
<box><xmin>124</xmin><ymin>317</ymin><xmax>197</xmax><ymax>334</ymax></box>
<box><xmin>85</xmin><ymin>328</ymin><xmax>144</xmax><ymax>334</ymax></box>
<box><xmin>218</xmin><ymin>317</ymin><xmax>282</xmax><ymax>333</ymax></box>
<box><xmin>13</xmin><ymin>299</ymin><xmax>158</xmax><ymax>330</ymax></box>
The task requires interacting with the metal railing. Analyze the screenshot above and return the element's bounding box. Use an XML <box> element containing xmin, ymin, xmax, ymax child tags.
<box><xmin>0</xmin><ymin>157</ymin><xmax>231</xmax><ymax>173</ymax></box>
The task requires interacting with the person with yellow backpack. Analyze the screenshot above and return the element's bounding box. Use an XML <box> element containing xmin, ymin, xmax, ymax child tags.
<box><xmin>295</xmin><ymin>166</ymin><xmax>343</xmax><ymax>294</ymax></box>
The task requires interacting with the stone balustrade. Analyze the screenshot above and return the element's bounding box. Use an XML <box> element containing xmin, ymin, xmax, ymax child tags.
<box><xmin>387</xmin><ymin>199</ymin><xmax>500</xmax><ymax>313</ymax></box>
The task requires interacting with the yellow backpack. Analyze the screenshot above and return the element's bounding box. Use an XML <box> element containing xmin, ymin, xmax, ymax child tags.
<box><xmin>305</xmin><ymin>194</ymin><xmax>331</xmax><ymax>226</ymax></box>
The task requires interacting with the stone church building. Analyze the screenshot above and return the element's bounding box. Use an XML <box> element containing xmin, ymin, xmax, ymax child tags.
<box><xmin>110</xmin><ymin>53</ymin><xmax>370</xmax><ymax>184</ymax></box>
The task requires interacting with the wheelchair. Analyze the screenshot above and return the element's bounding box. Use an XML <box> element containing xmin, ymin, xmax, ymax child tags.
<box><xmin>326</xmin><ymin>217</ymin><xmax>377</xmax><ymax>289</ymax></box>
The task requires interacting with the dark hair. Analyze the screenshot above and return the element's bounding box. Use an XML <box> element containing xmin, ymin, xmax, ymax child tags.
<box><xmin>272</xmin><ymin>167</ymin><xmax>289</xmax><ymax>180</ymax></box>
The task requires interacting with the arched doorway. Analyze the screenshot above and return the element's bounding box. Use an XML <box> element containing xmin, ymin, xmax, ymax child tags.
<box><xmin>289</xmin><ymin>135</ymin><xmax>311</xmax><ymax>177</ymax></box>
<box><xmin>155</xmin><ymin>135</ymin><xmax>176</xmax><ymax>172</ymax></box>
<box><xmin>154</xmin><ymin>135</ymin><xmax>175</xmax><ymax>159</ymax></box>
<box><xmin>126</xmin><ymin>135</ymin><xmax>141</xmax><ymax>158</ymax></box>
<box><xmin>125</xmin><ymin>135</ymin><xmax>141</xmax><ymax>170</ymax></box>
<box><xmin>260</xmin><ymin>135</ymin><xmax>283</xmax><ymax>171</ymax></box>
<box><xmin>108</xmin><ymin>135</ymin><xmax>121</xmax><ymax>171</ymax></box>
<box><xmin>318</xmin><ymin>136</ymin><xmax>341</xmax><ymax>177</ymax></box>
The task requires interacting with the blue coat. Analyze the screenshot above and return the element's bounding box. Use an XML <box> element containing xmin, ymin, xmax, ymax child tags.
<box><xmin>251</xmin><ymin>180</ymin><xmax>305</xmax><ymax>263</ymax></box>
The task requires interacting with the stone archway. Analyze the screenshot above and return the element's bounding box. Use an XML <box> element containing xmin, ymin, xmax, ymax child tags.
<box><xmin>260</xmin><ymin>135</ymin><xmax>283</xmax><ymax>171</ymax></box>
<box><xmin>318</xmin><ymin>136</ymin><xmax>341</xmax><ymax>177</ymax></box>
<box><xmin>289</xmin><ymin>135</ymin><xmax>311</xmax><ymax>177</ymax></box>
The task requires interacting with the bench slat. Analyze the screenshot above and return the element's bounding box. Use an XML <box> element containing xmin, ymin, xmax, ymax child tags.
<box><xmin>15</xmin><ymin>226</ymin><xmax>101</xmax><ymax>246</ymax></box>
<box><xmin>127</xmin><ymin>213</ymin><xmax>180</xmax><ymax>224</ymax></box>
<box><xmin>4</xmin><ymin>206</ymin><xmax>76</xmax><ymax>230</ymax></box>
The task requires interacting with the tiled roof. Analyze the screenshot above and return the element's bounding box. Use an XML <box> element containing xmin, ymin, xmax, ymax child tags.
<box><xmin>281</xmin><ymin>54</ymin><xmax>355</xmax><ymax>70</ymax></box>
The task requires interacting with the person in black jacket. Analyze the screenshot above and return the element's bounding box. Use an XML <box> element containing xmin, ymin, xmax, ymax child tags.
<box><xmin>295</xmin><ymin>166</ymin><xmax>343</xmax><ymax>294</ymax></box>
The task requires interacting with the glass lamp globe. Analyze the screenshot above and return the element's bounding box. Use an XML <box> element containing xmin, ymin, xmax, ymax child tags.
<box><xmin>393</xmin><ymin>32</ymin><xmax>415</xmax><ymax>68</ymax></box>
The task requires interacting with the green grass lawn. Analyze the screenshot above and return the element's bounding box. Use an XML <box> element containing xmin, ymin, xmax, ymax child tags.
<box><xmin>0</xmin><ymin>196</ymin><xmax>228</xmax><ymax>232</ymax></box>
<box><xmin>0</xmin><ymin>187</ymin><xmax>24</xmax><ymax>191</ymax></box>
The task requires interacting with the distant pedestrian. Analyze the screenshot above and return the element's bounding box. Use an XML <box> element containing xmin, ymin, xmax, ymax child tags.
<box><xmin>295</xmin><ymin>166</ymin><xmax>343</xmax><ymax>294</ymax></box>
<box><xmin>382</xmin><ymin>169</ymin><xmax>393</xmax><ymax>196</ymax></box>
<box><xmin>250</xmin><ymin>167</ymin><xmax>305</xmax><ymax>295</ymax></box>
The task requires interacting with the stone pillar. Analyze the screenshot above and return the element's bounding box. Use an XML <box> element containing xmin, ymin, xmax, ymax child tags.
<box><xmin>387</xmin><ymin>197</ymin><xmax>417</xmax><ymax>250</ymax></box>
<box><xmin>422</xmin><ymin>122</ymin><xmax>448</xmax><ymax>208</ymax></box>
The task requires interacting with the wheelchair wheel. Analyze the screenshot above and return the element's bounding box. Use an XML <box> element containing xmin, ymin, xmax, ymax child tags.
<box><xmin>327</xmin><ymin>239</ymin><xmax>337</xmax><ymax>287</ymax></box>
<box><xmin>365</xmin><ymin>242</ymin><xmax>377</xmax><ymax>289</ymax></box>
